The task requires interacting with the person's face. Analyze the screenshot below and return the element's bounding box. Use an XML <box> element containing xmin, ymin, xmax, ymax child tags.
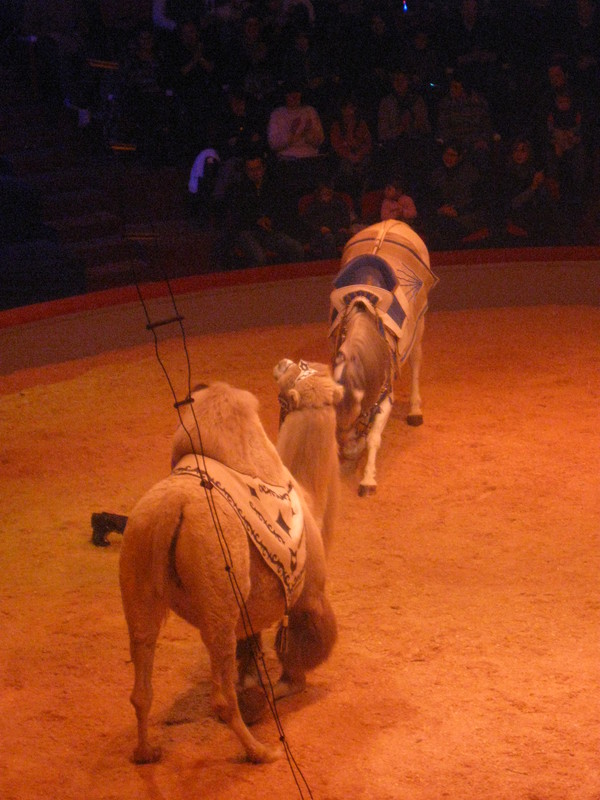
<box><xmin>371</xmin><ymin>15</ymin><xmax>386</xmax><ymax>35</ymax></box>
<box><xmin>341</xmin><ymin>102</ymin><xmax>356</xmax><ymax>121</ymax></box>
<box><xmin>392</xmin><ymin>73</ymin><xmax>409</xmax><ymax>95</ymax></box>
<box><xmin>512</xmin><ymin>141</ymin><xmax>530</xmax><ymax>164</ymax></box>
<box><xmin>449</xmin><ymin>79</ymin><xmax>465</xmax><ymax>99</ymax></box>
<box><xmin>384</xmin><ymin>184</ymin><xmax>397</xmax><ymax>200</ymax></box>
<box><xmin>318</xmin><ymin>186</ymin><xmax>334</xmax><ymax>203</ymax></box>
<box><xmin>548</xmin><ymin>65</ymin><xmax>567</xmax><ymax>90</ymax></box>
<box><xmin>556</xmin><ymin>94</ymin><xmax>572</xmax><ymax>112</ymax></box>
<box><xmin>230</xmin><ymin>95</ymin><xmax>246</xmax><ymax>116</ymax></box>
<box><xmin>245</xmin><ymin>158</ymin><xmax>265</xmax><ymax>182</ymax></box>
<box><xmin>442</xmin><ymin>147</ymin><xmax>460</xmax><ymax>168</ymax></box>
<box><xmin>244</xmin><ymin>17</ymin><xmax>261</xmax><ymax>41</ymax></box>
<box><xmin>285</xmin><ymin>90</ymin><xmax>302</xmax><ymax>109</ymax></box>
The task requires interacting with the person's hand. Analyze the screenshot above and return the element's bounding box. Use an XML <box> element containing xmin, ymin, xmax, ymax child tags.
<box><xmin>532</xmin><ymin>171</ymin><xmax>544</xmax><ymax>190</ymax></box>
<box><xmin>439</xmin><ymin>204</ymin><xmax>458</xmax><ymax>218</ymax></box>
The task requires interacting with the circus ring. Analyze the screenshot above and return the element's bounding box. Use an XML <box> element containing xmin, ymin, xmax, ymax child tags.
<box><xmin>1</xmin><ymin>247</ymin><xmax>599</xmax><ymax>800</ymax></box>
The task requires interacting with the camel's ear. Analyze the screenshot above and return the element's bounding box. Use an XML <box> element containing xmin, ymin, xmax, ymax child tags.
<box><xmin>288</xmin><ymin>388</ymin><xmax>300</xmax><ymax>409</ymax></box>
<box><xmin>332</xmin><ymin>383</ymin><xmax>344</xmax><ymax>405</ymax></box>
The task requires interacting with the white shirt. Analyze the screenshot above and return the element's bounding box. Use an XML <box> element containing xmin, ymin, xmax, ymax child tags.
<box><xmin>267</xmin><ymin>104</ymin><xmax>324</xmax><ymax>159</ymax></box>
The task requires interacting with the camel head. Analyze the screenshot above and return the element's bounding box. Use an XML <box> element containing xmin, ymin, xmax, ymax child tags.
<box><xmin>274</xmin><ymin>359</ymin><xmax>344</xmax><ymax>414</ymax></box>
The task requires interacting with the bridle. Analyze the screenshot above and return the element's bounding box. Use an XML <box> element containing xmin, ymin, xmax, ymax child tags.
<box><xmin>333</xmin><ymin>304</ymin><xmax>395</xmax><ymax>442</ymax></box>
<box><xmin>277</xmin><ymin>359</ymin><xmax>318</xmax><ymax>426</ymax></box>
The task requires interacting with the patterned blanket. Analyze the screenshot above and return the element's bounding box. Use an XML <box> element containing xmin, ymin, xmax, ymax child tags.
<box><xmin>172</xmin><ymin>454</ymin><xmax>305</xmax><ymax>608</ymax></box>
<box><xmin>329</xmin><ymin>220</ymin><xmax>438</xmax><ymax>366</ymax></box>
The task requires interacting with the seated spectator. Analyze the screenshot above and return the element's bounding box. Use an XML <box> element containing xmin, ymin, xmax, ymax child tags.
<box><xmin>267</xmin><ymin>80</ymin><xmax>327</xmax><ymax>216</ymax></box>
<box><xmin>376</xmin><ymin>66</ymin><xmax>433</xmax><ymax>191</ymax></box>
<box><xmin>442</xmin><ymin>0</ymin><xmax>500</xmax><ymax>97</ymax></box>
<box><xmin>161</xmin><ymin>17</ymin><xmax>223</xmax><ymax>153</ymax></box>
<box><xmin>544</xmin><ymin>87</ymin><xmax>589</xmax><ymax>207</ymax></box>
<box><xmin>380</xmin><ymin>177</ymin><xmax>418</xmax><ymax>224</ymax></box>
<box><xmin>212</xmin><ymin>86</ymin><xmax>266</xmax><ymax>200</ymax></box>
<box><xmin>565</xmin><ymin>0</ymin><xmax>600</xmax><ymax>101</ymax></box>
<box><xmin>267</xmin><ymin>80</ymin><xmax>324</xmax><ymax>160</ymax></box>
<box><xmin>241</xmin><ymin>38</ymin><xmax>279</xmax><ymax>115</ymax></box>
<box><xmin>329</xmin><ymin>95</ymin><xmax>373</xmax><ymax>207</ymax></box>
<box><xmin>216</xmin><ymin>153</ymin><xmax>305</xmax><ymax>268</ymax></box>
<box><xmin>280</xmin><ymin>25</ymin><xmax>330</xmax><ymax>114</ymax></box>
<box><xmin>423</xmin><ymin>140</ymin><xmax>488</xmax><ymax>250</ymax></box>
<box><xmin>117</xmin><ymin>25</ymin><xmax>171</xmax><ymax>164</ymax></box>
<box><xmin>498</xmin><ymin>136</ymin><xmax>564</xmax><ymax>245</ymax></box>
<box><xmin>436</xmin><ymin>69</ymin><xmax>496</xmax><ymax>173</ymax></box>
<box><xmin>300</xmin><ymin>180</ymin><xmax>353</xmax><ymax>259</ymax></box>
<box><xmin>403</xmin><ymin>26</ymin><xmax>446</xmax><ymax>116</ymax></box>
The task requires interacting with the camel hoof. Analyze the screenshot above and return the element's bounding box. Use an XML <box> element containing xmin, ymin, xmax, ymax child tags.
<box><xmin>237</xmin><ymin>685</ymin><xmax>268</xmax><ymax>725</ymax></box>
<box><xmin>358</xmin><ymin>483</ymin><xmax>376</xmax><ymax>497</ymax></box>
<box><xmin>273</xmin><ymin>677</ymin><xmax>306</xmax><ymax>700</ymax></box>
<box><xmin>133</xmin><ymin>744</ymin><xmax>162</xmax><ymax>764</ymax></box>
<box><xmin>407</xmin><ymin>414</ymin><xmax>423</xmax><ymax>427</ymax></box>
<box><xmin>247</xmin><ymin>742</ymin><xmax>283</xmax><ymax>764</ymax></box>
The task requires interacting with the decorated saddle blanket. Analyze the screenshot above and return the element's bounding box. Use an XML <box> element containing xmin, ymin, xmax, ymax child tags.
<box><xmin>330</xmin><ymin>220</ymin><xmax>438</xmax><ymax>366</ymax></box>
<box><xmin>172</xmin><ymin>454</ymin><xmax>305</xmax><ymax>607</ymax></box>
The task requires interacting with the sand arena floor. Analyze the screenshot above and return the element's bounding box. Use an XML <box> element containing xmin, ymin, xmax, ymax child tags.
<box><xmin>0</xmin><ymin>304</ymin><xmax>598</xmax><ymax>800</ymax></box>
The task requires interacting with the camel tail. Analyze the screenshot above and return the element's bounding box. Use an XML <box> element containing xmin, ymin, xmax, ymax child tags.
<box><xmin>120</xmin><ymin>491</ymin><xmax>187</xmax><ymax>629</ymax></box>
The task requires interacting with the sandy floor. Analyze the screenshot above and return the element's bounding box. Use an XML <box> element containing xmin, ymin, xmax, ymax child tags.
<box><xmin>1</xmin><ymin>304</ymin><xmax>599</xmax><ymax>800</ymax></box>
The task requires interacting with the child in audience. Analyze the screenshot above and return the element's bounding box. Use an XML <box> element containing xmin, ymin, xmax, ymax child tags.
<box><xmin>380</xmin><ymin>177</ymin><xmax>418</xmax><ymax>223</ymax></box>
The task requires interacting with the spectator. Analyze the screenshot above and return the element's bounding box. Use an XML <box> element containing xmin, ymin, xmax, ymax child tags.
<box><xmin>544</xmin><ymin>87</ymin><xmax>589</xmax><ymax>207</ymax></box>
<box><xmin>403</xmin><ymin>26</ymin><xmax>446</xmax><ymax>116</ymax></box>
<box><xmin>280</xmin><ymin>25</ymin><xmax>329</xmax><ymax>112</ymax></box>
<box><xmin>380</xmin><ymin>177</ymin><xmax>418</xmax><ymax>224</ymax></box>
<box><xmin>267</xmin><ymin>80</ymin><xmax>327</xmax><ymax>215</ymax></box>
<box><xmin>442</xmin><ymin>0</ymin><xmax>500</xmax><ymax>96</ymax></box>
<box><xmin>376</xmin><ymin>66</ymin><xmax>433</xmax><ymax>190</ymax></box>
<box><xmin>118</xmin><ymin>25</ymin><xmax>171</xmax><ymax>164</ymax></box>
<box><xmin>162</xmin><ymin>18</ymin><xmax>223</xmax><ymax>153</ymax></box>
<box><xmin>329</xmin><ymin>95</ymin><xmax>373</xmax><ymax>206</ymax></box>
<box><xmin>567</xmin><ymin>0</ymin><xmax>600</xmax><ymax>98</ymax></box>
<box><xmin>218</xmin><ymin>153</ymin><xmax>305</xmax><ymax>267</ymax></box>
<box><xmin>212</xmin><ymin>86</ymin><xmax>266</xmax><ymax>200</ymax></box>
<box><xmin>436</xmin><ymin>69</ymin><xmax>496</xmax><ymax>172</ymax></box>
<box><xmin>498</xmin><ymin>136</ymin><xmax>564</xmax><ymax>244</ymax></box>
<box><xmin>423</xmin><ymin>140</ymin><xmax>488</xmax><ymax>249</ymax></box>
<box><xmin>300</xmin><ymin>180</ymin><xmax>353</xmax><ymax>259</ymax></box>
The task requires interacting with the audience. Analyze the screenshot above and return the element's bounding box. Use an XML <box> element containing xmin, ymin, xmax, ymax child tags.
<box><xmin>8</xmin><ymin>0</ymin><xmax>600</xmax><ymax>279</ymax></box>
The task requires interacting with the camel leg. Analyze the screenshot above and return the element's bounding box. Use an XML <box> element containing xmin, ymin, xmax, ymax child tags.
<box><xmin>210</xmin><ymin>631</ymin><xmax>282</xmax><ymax>763</ymax></box>
<box><xmin>359</xmin><ymin>393</ymin><xmax>393</xmax><ymax>496</ymax></box>
<box><xmin>129</xmin><ymin>631</ymin><xmax>161</xmax><ymax>763</ymax></box>
<box><xmin>407</xmin><ymin>318</ymin><xmax>424</xmax><ymax>426</ymax></box>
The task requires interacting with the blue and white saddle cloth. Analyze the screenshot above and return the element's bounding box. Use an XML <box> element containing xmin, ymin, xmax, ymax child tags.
<box><xmin>329</xmin><ymin>220</ymin><xmax>439</xmax><ymax>367</ymax></box>
<box><xmin>172</xmin><ymin>454</ymin><xmax>305</xmax><ymax>608</ymax></box>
